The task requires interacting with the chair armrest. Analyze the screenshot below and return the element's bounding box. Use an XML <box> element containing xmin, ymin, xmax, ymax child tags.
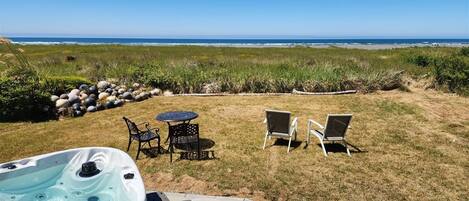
<box><xmin>137</xmin><ymin>122</ymin><xmax>150</xmax><ymax>127</ymax></box>
<box><xmin>145</xmin><ymin>124</ymin><xmax>160</xmax><ymax>134</ymax></box>
<box><xmin>263</xmin><ymin>118</ymin><xmax>267</xmax><ymax>124</ymax></box>
<box><xmin>308</xmin><ymin>119</ymin><xmax>324</xmax><ymax>130</ymax></box>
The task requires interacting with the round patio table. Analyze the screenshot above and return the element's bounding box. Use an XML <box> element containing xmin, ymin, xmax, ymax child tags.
<box><xmin>155</xmin><ymin>111</ymin><xmax>198</xmax><ymax>124</ymax></box>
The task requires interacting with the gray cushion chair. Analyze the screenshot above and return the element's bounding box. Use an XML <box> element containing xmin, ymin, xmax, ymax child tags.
<box><xmin>263</xmin><ymin>109</ymin><xmax>298</xmax><ymax>153</ymax></box>
<box><xmin>307</xmin><ymin>114</ymin><xmax>353</xmax><ymax>156</ymax></box>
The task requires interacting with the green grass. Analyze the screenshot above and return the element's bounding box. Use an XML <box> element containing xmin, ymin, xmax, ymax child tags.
<box><xmin>0</xmin><ymin>45</ymin><xmax>461</xmax><ymax>93</ymax></box>
<box><xmin>0</xmin><ymin>91</ymin><xmax>467</xmax><ymax>200</ymax></box>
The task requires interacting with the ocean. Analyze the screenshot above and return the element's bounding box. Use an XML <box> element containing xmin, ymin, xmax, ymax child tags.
<box><xmin>7</xmin><ymin>37</ymin><xmax>469</xmax><ymax>47</ymax></box>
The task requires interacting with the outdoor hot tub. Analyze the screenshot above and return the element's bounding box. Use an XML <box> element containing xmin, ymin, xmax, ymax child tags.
<box><xmin>0</xmin><ymin>147</ymin><xmax>146</xmax><ymax>201</ymax></box>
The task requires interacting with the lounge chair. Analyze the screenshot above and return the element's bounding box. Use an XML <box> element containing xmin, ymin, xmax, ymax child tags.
<box><xmin>263</xmin><ymin>109</ymin><xmax>298</xmax><ymax>153</ymax></box>
<box><xmin>307</xmin><ymin>114</ymin><xmax>352</xmax><ymax>156</ymax></box>
<box><xmin>123</xmin><ymin>117</ymin><xmax>161</xmax><ymax>160</ymax></box>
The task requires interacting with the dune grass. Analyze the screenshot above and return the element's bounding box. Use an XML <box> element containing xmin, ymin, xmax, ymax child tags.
<box><xmin>0</xmin><ymin>45</ymin><xmax>461</xmax><ymax>93</ymax></box>
<box><xmin>0</xmin><ymin>89</ymin><xmax>467</xmax><ymax>200</ymax></box>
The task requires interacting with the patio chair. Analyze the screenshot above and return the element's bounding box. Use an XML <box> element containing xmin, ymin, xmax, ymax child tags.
<box><xmin>263</xmin><ymin>109</ymin><xmax>298</xmax><ymax>153</ymax></box>
<box><xmin>123</xmin><ymin>117</ymin><xmax>161</xmax><ymax>160</ymax></box>
<box><xmin>307</xmin><ymin>114</ymin><xmax>352</xmax><ymax>156</ymax></box>
<box><xmin>169</xmin><ymin>123</ymin><xmax>200</xmax><ymax>162</ymax></box>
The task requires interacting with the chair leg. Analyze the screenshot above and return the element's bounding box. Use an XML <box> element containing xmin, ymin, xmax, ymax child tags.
<box><xmin>263</xmin><ymin>132</ymin><xmax>269</xmax><ymax>150</ymax></box>
<box><xmin>148</xmin><ymin>141</ymin><xmax>152</xmax><ymax>148</ymax></box>
<box><xmin>344</xmin><ymin>140</ymin><xmax>351</xmax><ymax>157</ymax></box>
<box><xmin>287</xmin><ymin>136</ymin><xmax>292</xmax><ymax>153</ymax></box>
<box><xmin>127</xmin><ymin>138</ymin><xmax>132</xmax><ymax>152</ymax></box>
<box><xmin>157</xmin><ymin>136</ymin><xmax>161</xmax><ymax>154</ymax></box>
<box><xmin>320</xmin><ymin>140</ymin><xmax>328</xmax><ymax>157</ymax></box>
<box><xmin>136</xmin><ymin>141</ymin><xmax>141</xmax><ymax>160</ymax></box>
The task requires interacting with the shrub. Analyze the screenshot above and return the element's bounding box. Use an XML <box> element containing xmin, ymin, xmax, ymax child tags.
<box><xmin>407</xmin><ymin>54</ymin><xmax>433</xmax><ymax>67</ymax></box>
<box><xmin>42</xmin><ymin>76</ymin><xmax>93</xmax><ymax>95</ymax></box>
<box><xmin>0</xmin><ymin>67</ymin><xmax>55</xmax><ymax>121</ymax></box>
<box><xmin>433</xmin><ymin>55</ymin><xmax>469</xmax><ymax>95</ymax></box>
<box><xmin>460</xmin><ymin>47</ymin><xmax>469</xmax><ymax>57</ymax></box>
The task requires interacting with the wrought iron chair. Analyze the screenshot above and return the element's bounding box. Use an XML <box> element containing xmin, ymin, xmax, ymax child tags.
<box><xmin>168</xmin><ymin>123</ymin><xmax>200</xmax><ymax>162</ymax></box>
<box><xmin>123</xmin><ymin>117</ymin><xmax>161</xmax><ymax>160</ymax></box>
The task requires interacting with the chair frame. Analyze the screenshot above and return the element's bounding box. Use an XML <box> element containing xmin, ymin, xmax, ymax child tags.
<box><xmin>168</xmin><ymin>123</ymin><xmax>200</xmax><ymax>163</ymax></box>
<box><xmin>307</xmin><ymin>114</ymin><xmax>352</xmax><ymax>157</ymax></box>
<box><xmin>263</xmin><ymin>109</ymin><xmax>298</xmax><ymax>153</ymax></box>
<box><xmin>123</xmin><ymin>117</ymin><xmax>161</xmax><ymax>160</ymax></box>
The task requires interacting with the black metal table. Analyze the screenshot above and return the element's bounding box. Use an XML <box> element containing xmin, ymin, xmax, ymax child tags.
<box><xmin>155</xmin><ymin>111</ymin><xmax>199</xmax><ymax>162</ymax></box>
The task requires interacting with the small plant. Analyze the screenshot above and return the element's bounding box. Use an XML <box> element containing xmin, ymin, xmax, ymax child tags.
<box><xmin>433</xmin><ymin>55</ymin><xmax>469</xmax><ymax>95</ymax></box>
<box><xmin>459</xmin><ymin>47</ymin><xmax>469</xmax><ymax>57</ymax></box>
<box><xmin>407</xmin><ymin>54</ymin><xmax>433</xmax><ymax>67</ymax></box>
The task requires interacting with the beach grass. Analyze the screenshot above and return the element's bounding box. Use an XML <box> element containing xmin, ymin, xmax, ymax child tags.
<box><xmin>0</xmin><ymin>89</ymin><xmax>467</xmax><ymax>200</ymax></box>
<box><xmin>0</xmin><ymin>45</ymin><xmax>461</xmax><ymax>93</ymax></box>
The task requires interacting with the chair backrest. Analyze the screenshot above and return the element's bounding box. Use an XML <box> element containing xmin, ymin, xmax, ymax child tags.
<box><xmin>265</xmin><ymin>110</ymin><xmax>291</xmax><ymax>134</ymax></box>
<box><xmin>170</xmin><ymin>123</ymin><xmax>199</xmax><ymax>144</ymax></box>
<box><xmin>123</xmin><ymin>117</ymin><xmax>141</xmax><ymax>136</ymax></box>
<box><xmin>323</xmin><ymin>114</ymin><xmax>352</xmax><ymax>140</ymax></box>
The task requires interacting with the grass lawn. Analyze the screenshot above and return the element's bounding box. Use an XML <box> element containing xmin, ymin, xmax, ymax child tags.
<box><xmin>0</xmin><ymin>88</ymin><xmax>468</xmax><ymax>200</ymax></box>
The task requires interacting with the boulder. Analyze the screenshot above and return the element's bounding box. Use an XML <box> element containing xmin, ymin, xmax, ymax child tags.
<box><xmin>89</xmin><ymin>94</ymin><xmax>96</xmax><ymax>100</ymax></box>
<box><xmin>87</xmin><ymin>106</ymin><xmax>97</xmax><ymax>112</ymax></box>
<box><xmin>98</xmin><ymin>92</ymin><xmax>110</xmax><ymax>100</ymax></box>
<box><xmin>88</xmin><ymin>86</ymin><xmax>98</xmax><ymax>95</ymax></box>
<box><xmin>163</xmin><ymin>90</ymin><xmax>174</xmax><ymax>96</ymax></box>
<box><xmin>73</xmin><ymin>110</ymin><xmax>84</xmax><ymax>117</ymax></box>
<box><xmin>110</xmin><ymin>83</ymin><xmax>117</xmax><ymax>89</ymax></box>
<box><xmin>69</xmin><ymin>89</ymin><xmax>80</xmax><ymax>97</ymax></box>
<box><xmin>50</xmin><ymin>95</ymin><xmax>59</xmax><ymax>102</ymax></box>
<box><xmin>72</xmin><ymin>103</ymin><xmax>81</xmax><ymax>111</ymax></box>
<box><xmin>97</xmin><ymin>81</ymin><xmax>110</xmax><ymax>90</ymax></box>
<box><xmin>150</xmin><ymin>88</ymin><xmax>162</xmax><ymax>96</ymax></box>
<box><xmin>59</xmin><ymin>94</ymin><xmax>68</xmax><ymax>99</ymax></box>
<box><xmin>122</xmin><ymin>92</ymin><xmax>133</xmax><ymax>100</ymax></box>
<box><xmin>79</xmin><ymin>84</ymin><xmax>89</xmax><ymax>91</ymax></box>
<box><xmin>106</xmin><ymin>96</ymin><xmax>117</xmax><ymax>102</ymax></box>
<box><xmin>56</xmin><ymin>99</ymin><xmax>69</xmax><ymax>108</ymax></box>
<box><xmin>104</xmin><ymin>101</ymin><xmax>115</xmax><ymax>109</ymax></box>
<box><xmin>79</xmin><ymin>93</ymin><xmax>88</xmax><ymax>101</ymax></box>
<box><xmin>84</xmin><ymin>97</ymin><xmax>96</xmax><ymax>107</ymax></box>
<box><xmin>68</xmin><ymin>94</ymin><xmax>80</xmax><ymax>104</ymax></box>
<box><xmin>105</xmin><ymin>88</ymin><xmax>113</xmax><ymax>94</ymax></box>
<box><xmin>132</xmin><ymin>83</ymin><xmax>140</xmax><ymax>89</ymax></box>
<box><xmin>118</xmin><ymin>88</ymin><xmax>126</xmax><ymax>94</ymax></box>
<box><xmin>111</xmin><ymin>91</ymin><xmax>118</xmax><ymax>96</ymax></box>
<box><xmin>114</xmin><ymin>99</ymin><xmax>124</xmax><ymax>107</ymax></box>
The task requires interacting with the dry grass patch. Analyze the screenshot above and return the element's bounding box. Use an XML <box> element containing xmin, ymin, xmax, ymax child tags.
<box><xmin>0</xmin><ymin>90</ymin><xmax>468</xmax><ymax>200</ymax></box>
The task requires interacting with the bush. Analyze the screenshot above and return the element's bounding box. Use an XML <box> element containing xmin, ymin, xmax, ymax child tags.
<box><xmin>407</xmin><ymin>54</ymin><xmax>433</xmax><ymax>67</ymax></box>
<box><xmin>42</xmin><ymin>76</ymin><xmax>93</xmax><ymax>95</ymax></box>
<box><xmin>433</xmin><ymin>55</ymin><xmax>469</xmax><ymax>95</ymax></box>
<box><xmin>460</xmin><ymin>47</ymin><xmax>469</xmax><ymax>57</ymax></box>
<box><xmin>0</xmin><ymin>67</ymin><xmax>55</xmax><ymax>121</ymax></box>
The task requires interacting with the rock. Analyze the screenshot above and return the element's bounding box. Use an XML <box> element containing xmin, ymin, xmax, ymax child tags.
<box><xmin>79</xmin><ymin>84</ymin><xmax>89</xmax><ymax>91</ymax></box>
<box><xmin>57</xmin><ymin>107</ymin><xmax>68</xmax><ymax>114</ymax></box>
<box><xmin>84</xmin><ymin>97</ymin><xmax>96</xmax><ymax>107</ymax></box>
<box><xmin>127</xmin><ymin>88</ymin><xmax>133</xmax><ymax>93</ymax></box>
<box><xmin>122</xmin><ymin>92</ymin><xmax>133</xmax><ymax>100</ymax></box>
<box><xmin>98</xmin><ymin>92</ymin><xmax>110</xmax><ymax>100</ymax></box>
<box><xmin>72</xmin><ymin>103</ymin><xmax>81</xmax><ymax>111</ymax></box>
<box><xmin>96</xmin><ymin>103</ymin><xmax>105</xmax><ymax>111</ymax></box>
<box><xmin>56</xmin><ymin>99</ymin><xmax>69</xmax><ymax>108</ymax></box>
<box><xmin>50</xmin><ymin>95</ymin><xmax>59</xmax><ymax>102</ymax></box>
<box><xmin>69</xmin><ymin>89</ymin><xmax>80</xmax><ymax>97</ymax></box>
<box><xmin>66</xmin><ymin>55</ymin><xmax>76</xmax><ymax>61</ymax></box>
<box><xmin>114</xmin><ymin>99</ymin><xmax>124</xmax><ymax>107</ymax></box>
<box><xmin>111</xmin><ymin>90</ymin><xmax>118</xmax><ymax>96</ymax></box>
<box><xmin>150</xmin><ymin>88</ymin><xmax>162</xmax><ymax>96</ymax></box>
<box><xmin>134</xmin><ymin>95</ymin><xmax>143</xmax><ymax>101</ymax></box>
<box><xmin>163</xmin><ymin>90</ymin><xmax>174</xmax><ymax>96</ymax></box>
<box><xmin>79</xmin><ymin>93</ymin><xmax>88</xmax><ymax>100</ymax></box>
<box><xmin>80</xmin><ymin>106</ymin><xmax>86</xmax><ymax>111</ymax></box>
<box><xmin>87</xmin><ymin>106</ymin><xmax>97</xmax><ymax>112</ymax></box>
<box><xmin>118</xmin><ymin>88</ymin><xmax>126</xmax><ymax>94</ymax></box>
<box><xmin>97</xmin><ymin>81</ymin><xmax>110</xmax><ymax>90</ymax></box>
<box><xmin>59</xmin><ymin>94</ymin><xmax>68</xmax><ymax>99</ymax></box>
<box><xmin>88</xmin><ymin>86</ymin><xmax>98</xmax><ymax>95</ymax></box>
<box><xmin>68</xmin><ymin>94</ymin><xmax>80</xmax><ymax>104</ymax></box>
<box><xmin>73</xmin><ymin>110</ymin><xmax>84</xmax><ymax>117</ymax></box>
<box><xmin>104</xmin><ymin>101</ymin><xmax>115</xmax><ymax>109</ymax></box>
<box><xmin>105</xmin><ymin>88</ymin><xmax>113</xmax><ymax>94</ymax></box>
<box><xmin>132</xmin><ymin>83</ymin><xmax>140</xmax><ymax>89</ymax></box>
<box><xmin>89</xmin><ymin>94</ymin><xmax>96</xmax><ymax>100</ymax></box>
<box><xmin>110</xmin><ymin>84</ymin><xmax>117</xmax><ymax>89</ymax></box>
<box><xmin>106</xmin><ymin>96</ymin><xmax>117</xmax><ymax>102</ymax></box>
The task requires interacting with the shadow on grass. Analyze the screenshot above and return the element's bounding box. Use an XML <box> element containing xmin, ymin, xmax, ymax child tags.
<box><xmin>141</xmin><ymin>138</ymin><xmax>217</xmax><ymax>161</ymax></box>
<box><xmin>310</xmin><ymin>142</ymin><xmax>366</xmax><ymax>155</ymax></box>
<box><xmin>266</xmin><ymin>138</ymin><xmax>303</xmax><ymax>151</ymax></box>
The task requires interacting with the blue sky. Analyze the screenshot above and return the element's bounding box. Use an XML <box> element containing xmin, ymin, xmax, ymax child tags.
<box><xmin>1</xmin><ymin>0</ymin><xmax>468</xmax><ymax>38</ymax></box>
